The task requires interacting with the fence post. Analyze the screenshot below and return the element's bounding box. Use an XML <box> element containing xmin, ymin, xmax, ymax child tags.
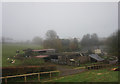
<box><xmin>24</xmin><ymin>75</ymin><xmax>27</xmax><ymax>82</ymax></box>
<box><xmin>85</xmin><ymin>65</ymin><xmax>87</xmax><ymax>69</ymax></box>
<box><xmin>50</xmin><ymin>72</ymin><xmax>51</xmax><ymax>79</ymax></box>
<box><xmin>38</xmin><ymin>73</ymin><xmax>40</xmax><ymax>81</ymax></box>
<box><xmin>5</xmin><ymin>78</ymin><xmax>7</xmax><ymax>84</ymax></box>
<box><xmin>58</xmin><ymin>71</ymin><xmax>60</xmax><ymax>77</ymax></box>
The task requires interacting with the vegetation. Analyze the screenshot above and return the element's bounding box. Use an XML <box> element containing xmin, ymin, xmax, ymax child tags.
<box><xmin>106</xmin><ymin>30</ymin><xmax>119</xmax><ymax>56</ymax></box>
<box><xmin>22</xmin><ymin>58</ymin><xmax>44</xmax><ymax>66</ymax></box>
<box><xmin>51</xmin><ymin>68</ymin><xmax>118</xmax><ymax>82</ymax></box>
<box><xmin>43</xmin><ymin>30</ymin><xmax>80</xmax><ymax>52</ymax></box>
<box><xmin>43</xmin><ymin>30</ymin><xmax>62</xmax><ymax>52</ymax></box>
<box><xmin>81</xmin><ymin>33</ymin><xmax>99</xmax><ymax>48</ymax></box>
<box><xmin>2</xmin><ymin>29</ymin><xmax>119</xmax><ymax>83</ymax></box>
<box><xmin>32</xmin><ymin>36</ymin><xmax>43</xmax><ymax>45</ymax></box>
<box><xmin>2</xmin><ymin>43</ymin><xmax>43</xmax><ymax>67</ymax></box>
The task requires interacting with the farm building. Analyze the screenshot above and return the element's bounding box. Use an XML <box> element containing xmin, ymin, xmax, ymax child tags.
<box><xmin>51</xmin><ymin>52</ymin><xmax>91</xmax><ymax>66</ymax></box>
<box><xmin>32</xmin><ymin>49</ymin><xmax>55</xmax><ymax>54</ymax></box>
<box><xmin>94</xmin><ymin>49</ymin><xmax>102</xmax><ymax>54</ymax></box>
<box><xmin>65</xmin><ymin>55</ymin><xmax>90</xmax><ymax>66</ymax></box>
<box><xmin>89</xmin><ymin>54</ymin><xmax>104</xmax><ymax>62</ymax></box>
<box><xmin>50</xmin><ymin>53</ymin><xmax>105</xmax><ymax>66</ymax></box>
<box><xmin>22</xmin><ymin>48</ymin><xmax>55</xmax><ymax>57</ymax></box>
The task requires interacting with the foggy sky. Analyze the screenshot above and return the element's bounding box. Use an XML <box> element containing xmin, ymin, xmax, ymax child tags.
<box><xmin>2</xmin><ymin>2</ymin><xmax>118</xmax><ymax>41</ymax></box>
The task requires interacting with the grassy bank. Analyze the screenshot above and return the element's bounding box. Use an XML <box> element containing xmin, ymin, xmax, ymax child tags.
<box><xmin>2</xmin><ymin>43</ymin><xmax>43</xmax><ymax>67</ymax></box>
<box><xmin>50</xmin><ymin>67</ymin><xmax>118</xmax><ymax>82</ymax></box>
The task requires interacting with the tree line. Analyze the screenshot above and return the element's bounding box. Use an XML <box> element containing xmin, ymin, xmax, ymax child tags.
<box><xmin>3</xmin><ymin>29</ymin><xmax>118</xmax><ymax>56</ymax></box>
<box><xmin>32</xmin><ymin>29</ymin><xmax>119</xmax><ymax>56</ymax></box>
<box><xmin>32</xmin><ymin>30</ymin><xmax>100</xmax><ymax>52</ymax></box>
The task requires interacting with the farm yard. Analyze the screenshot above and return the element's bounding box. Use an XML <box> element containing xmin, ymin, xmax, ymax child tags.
<box><xmin>1</xmin><ymin>43</ymin><xmax>119</xmax><ymax>83</ymax></box>
<box><xmin>1</xmin><ymin>2</ymin><xmax>119</xmax><ymax>84</ymax></box>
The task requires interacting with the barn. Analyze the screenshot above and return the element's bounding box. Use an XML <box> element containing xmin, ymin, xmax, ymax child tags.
<box><xmin>89</xmin><ymin>54</ymin><xmax>104</xmax><ymax>62</ymax></box>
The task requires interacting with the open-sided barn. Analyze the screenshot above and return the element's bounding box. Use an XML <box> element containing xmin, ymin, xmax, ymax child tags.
<box><xmin>89</xmin><ymin>54</ymin><xmax>104</xmax><ymax>62</ymax></box>
<box><xmin>51</xmin><ymin>52</ymin><xmax>91</xmax><ymax>66</ymax></box>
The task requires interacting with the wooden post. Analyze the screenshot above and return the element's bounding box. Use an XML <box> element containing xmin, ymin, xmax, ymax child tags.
<box><xmin>50</xmin><ymin>72</ymin><xmax>51</xmax><ymax>79</ymax></box>
<box><xmin>38</xmin><ymin>73</ymin><xmax>40</xmax><ymax>81</ymax></box>
<box><xmin>5</xmin><ymin>78</ymin><xmax>7</xmax><ymax>84</ymax></box>
<box><xmin>58</xmin><ymin>71</ymin><xmax>60</xmax><ymax>77</ymax></box>
<box><xmin>24</xmin><ymin>76</ymin><xmax>27</xmax><ymax>82</ymax></box>
<box><xmin>85</xmin><ymin>65</ymin><xmax>87</xmax><ymax>69</ymax></box>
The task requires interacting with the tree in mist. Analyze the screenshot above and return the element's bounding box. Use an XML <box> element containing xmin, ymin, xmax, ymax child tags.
<box><xmin>106</xmin><ymin>30</ymin><xmax>119</xmax><ymax>56</ymax></box>
<box><xmin>46</xmin><ymin>30</ymin><xmax>58</xmax><ymax>40</ymax></box>
<box><xmin>69</xmin><ymin>38</ymin><xmax>79</xmax><ymax>51</ymax></box>
<box><xmin>61</xmin><ymin>39</ymin><xmax>71</xmax><ymax>51</ymax></box>
<box><xmin>43</xmin><ymin>30</ymin><xmax>62</xmax><ymax>52</ymax></box>
<box><xmin>80</xmin><ymin>33</ymin><xmax>99</xmax><ymax>48</ymax></box>
<box><xmin>81</xmin><ymin>34</ymin><xmax>91</xmax><ymax>47</ymax></box>
<box><xmin>32</xmin><ymin>36</ymin><xmax>43</xmax><ymax>45</ymax></box>
<box><xmin>90</xmin><ymin>33</ymin><xmax>99</xmax><ymax>46</ymax></box>
<box><xmin>2</xmin><ymin>37</ymin><xmax>13</xmax><ymax>43</ymax></box>
<box><xmin>2</xmin><ymin>37</ymin><xmax>5</xmax><ymax>43</ymax></box>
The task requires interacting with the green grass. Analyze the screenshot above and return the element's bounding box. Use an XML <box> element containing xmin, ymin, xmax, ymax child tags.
<box><xmin>2</xmin><ymin>43</ymin><xmax>43</xmax><ymax>67</ymax></box>
<box><xmin>4</xmin><ymin>71</ymin><xmax>60</xmax><ymax>82</ymax></box>
<box><xmin>50</xmin><ymin>67</ymin><xmax>118</xmax><ymax>82</ymax></box>
<box><xmin>22</xmin><ymin>58</ymin><xmax>44</xmax><ymax>66</ymax></box>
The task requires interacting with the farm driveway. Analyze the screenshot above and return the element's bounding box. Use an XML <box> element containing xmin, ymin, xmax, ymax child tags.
<box><xmin>56</xmin><ymin>65</ymin><xmax>87</xmax><ymax>77</ymax></box>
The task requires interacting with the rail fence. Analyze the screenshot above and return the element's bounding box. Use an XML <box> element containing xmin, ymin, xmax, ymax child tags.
<box><xmin>85</xmin><ymin>64</ymin><xmax>117</xmax><ymax>70</ymax></box>
<box><xmin>0</xmin><ymin>70</ymin><xmax>60</xmax><ymax>83</ymax></box>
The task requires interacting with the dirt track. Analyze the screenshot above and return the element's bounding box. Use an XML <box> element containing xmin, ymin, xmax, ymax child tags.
<box><xmin>56</xmin><ymin>65</ymin><xmax>87</xmax><ymax>76</ymax></box>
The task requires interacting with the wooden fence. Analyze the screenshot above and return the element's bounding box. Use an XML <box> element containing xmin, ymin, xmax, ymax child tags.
<box><xmin>85</xmin><ymin>64</ymin><xmax>117</xmax><ymax>70</ymax></box>
<box><xmin>0</xmin><ymin>70</ymin><xmax>60</xmax><ymax>83</ymax></box>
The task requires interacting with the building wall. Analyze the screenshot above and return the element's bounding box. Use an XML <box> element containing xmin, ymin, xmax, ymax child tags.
<box><xmin>52</xmin><ymin>54</ymin><xmax>91</xmax><ymax>66</ymax></box>
<box><xmin>46</xmin><ymin>49</ymin><xmax>55</xmax><ymax>53</ymax></box>
<box><xmin>76</xmin><ymin>56</ymin><xmax>90</xmax><ymax>64</ymax></box>
<box><xmin>58</xmin><ymin>56</ymin><xmax>90</xmax><ymax>66</ymax></box>
<box><xmin>94</xmin><ymin>49</ymin><xmax>101</xmax><ymax>54</ymax></box>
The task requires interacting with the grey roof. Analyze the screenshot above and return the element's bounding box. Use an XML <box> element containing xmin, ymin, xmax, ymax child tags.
<box><xmin>89</xmin><ymin>54</ymin><xmax>104</xmax><ymax>61</ymax></box>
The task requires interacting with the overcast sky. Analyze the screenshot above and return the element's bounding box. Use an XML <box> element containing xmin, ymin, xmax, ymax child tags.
<box><xmin>2</xmin><ymin>2</ymin><xmax>118</xmax><ymax>41</ymax></box>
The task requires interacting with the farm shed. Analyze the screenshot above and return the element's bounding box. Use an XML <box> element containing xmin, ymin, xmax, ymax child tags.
<box><xmin>109</xmin><ymin>60</ymin><xmax>118</xmax><ymax>64</ymax></box>
<box><xmin>51</xmin><ymin>52</ymin><xmax>90</xmax><ymax>66</ymax></box>
<box><xmin>34</xmin><ymin>55</ymin><xmax>49</xmax><ymax>58</ymax></box>
<box><xmin>66</xmin><ymin>55</ymin><xmax>90</xmax><ymax>66</ymax></box>
<box><xmin>32</xmin><ymin>49</ymin><xmax>55</xmax><ymax>54</ymax></box>
<box><xmin>94</xmin><ymin>49</ymin><xmax>102</xmax><ymax>54</ymax></box>
<box><xmin>22</xmin><ymin>48</ymin><xmax>55</xmax><ymax>58</ymax></box>
<box><xmin>89</xmin><ymin>54</ymin><xmax>104</xmax><ymax>62</ymax></box>
<box><xmin>46</xmin><ymin>54</ymin><xmax>59</xmax><ymax>62</ymax></box>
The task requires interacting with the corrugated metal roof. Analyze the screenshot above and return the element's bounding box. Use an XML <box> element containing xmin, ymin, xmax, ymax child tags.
<box><xmin>32</xmin><ymin>49</ymin><xmax>55</xmax><ymax>52</ymax></box>
<box><xmin>34</xmin><ymin>55</ymin><xmax>49</xmax><ymax>58</ymax></box>
<box><xmin>89</xmin><ymin>54</ymin><xmax>104</xmax><ymax>61</ymax></box>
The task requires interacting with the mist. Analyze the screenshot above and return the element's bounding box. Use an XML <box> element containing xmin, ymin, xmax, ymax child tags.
<box><xmin>2</xmin><ymin>2</ymin><xmax>118</xmax><ymax>42</ymax></box>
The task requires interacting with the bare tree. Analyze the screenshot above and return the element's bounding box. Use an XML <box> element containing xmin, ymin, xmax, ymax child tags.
<box><xmin>106</xmin><ymin>30</ymin><xmax>119</xmax><ymax>56</ymax></box>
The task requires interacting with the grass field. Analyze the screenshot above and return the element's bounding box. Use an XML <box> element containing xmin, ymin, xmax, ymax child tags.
<box><xmin>49</xmin><ymin>67</ymin><xmax>118</xmax><ymax>82</ymax></box>
<box><xmin>8</xmin><ymin>67</ymin><xmax>117</xmax><ymax>82</ymax></box>
<box><xmin>2</xmin><ymin>43</ymin><xmax>43</xmax><ymax>67</ymax></box>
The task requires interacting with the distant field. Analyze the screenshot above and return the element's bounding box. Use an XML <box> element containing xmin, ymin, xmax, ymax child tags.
<box><xmin>2</xmin><ymin>43</ymin><xmax>43</xmax><ymax>67</ymax></box>
<box><xmin>50</xmin><ymin>67</ymin><xmax>118</xmax><ymax>82</ymax></box>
